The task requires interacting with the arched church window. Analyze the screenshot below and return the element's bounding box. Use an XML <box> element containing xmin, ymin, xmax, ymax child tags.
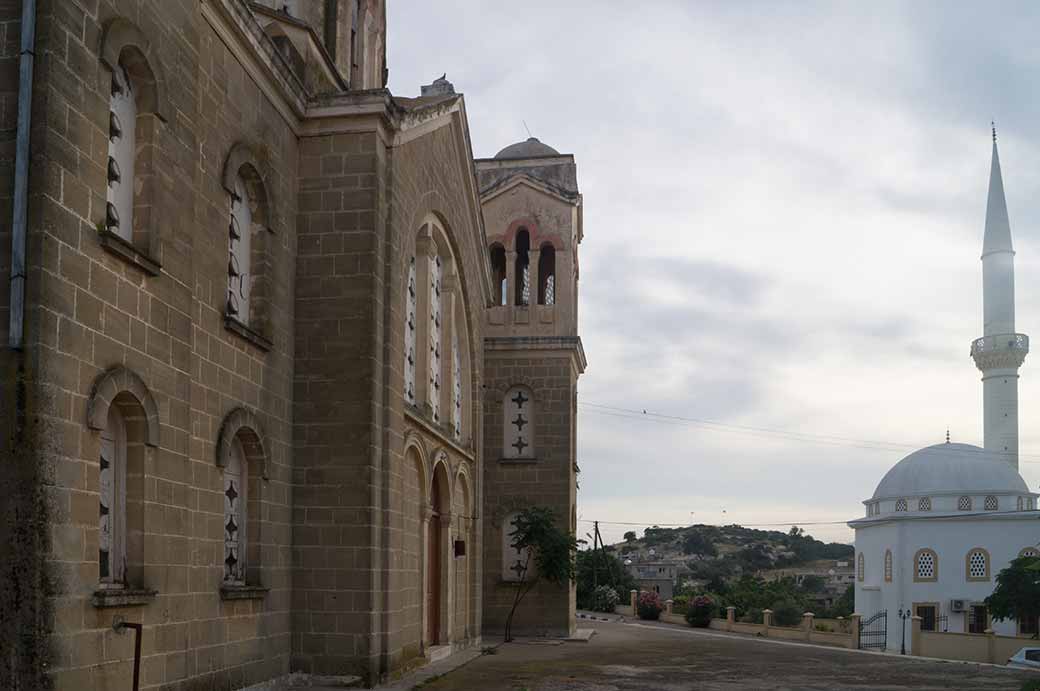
<box><xmin>227</xmin><ymin>173</ymin><xmax>252</xmax><ymax>323</ymax></box>
<box><xmin>514</xmin><ymin>229</ymin><xmax>531</xmax><ymax>306</ymax></box>
<box><xmin>895</xmin><ymin>498</ymin><xmax>907</xmax><ymax>512</ymax></box>
<box><xmin>537</xmin><ymin>244</ymin><xmax>555</xmax><ymax>306</ymax></box>
<box><xmin>99</xmin><ymin>405</ymin><xmax>127</xmax><ymax>584</ymax></box>
<box><xmin>404</xmin><ymin>256</ymin><xmax>417</xmax><ymax>405</ymax></box>
<box><xmin>918</xmin><ymin>497</ymin><xmax>931</xmax><ymax>512</ymax></box>
<box><xmin>503</xmin><ymin>386</ymin><xmax>535</xmax><ymax>460</ymax></box>
<box><xmin>856</xmin><ymin>553</ymin><xmax>864</xmax><ymax>582</ymax></box>
<box><xmin>428</xmin><ymin>254</ymin><xmax>442</xmax><ymax>422</ymax></box>
<box><xmin>88</xmin><ymin>367</ymin><xmax>158</xmax><ymax>595</ymax></box>
<box><xmin>221</xmin><ymin>145</ymin><xmax>274</xmax><ymax>347</ymax></box>
<box><xmin>223</xmin><ymin>437</ymin><xmax>247</xmax><ymax>584</ymax></box>
<box><xmin>489</xmin><ymin>244</ymin><xmax>506</xmax><ymax>306</ymax></box>
<box><xmin>958</xmin><ymin>496</ymin><xmax>972</xmax><ymax>511</ymax></box>
<box><xmin>984</xmin><ymin>495</ymin><xmax>998</xmax><ymax>511</ymax></box>
<box><xmin>965</xmin><ymin>548</ymin><xmax>989</xmax><ymax>582</ymax></box>
<box><xmin>106</xmin><ymin>63</ymin><xmax>136</xmax><ymax>243</ymax></box>
<box><xmin>452</xmin><ymin>325</ymin><xmax>462</xmax><ymax>441</ymax></box>
<box><xmin>98</xmin><ymin>26</ymin><xmax>165</xmax><ymax>274</ymax></box>
<box><xmin>914</xmin><ymin>549</ymin><xmax>938</xmax><ymax>582</ymax></box>
<box><xmin>884</xmin><ymin>549</ymin><xmax>892</xmax><ymax>582</ymax></box>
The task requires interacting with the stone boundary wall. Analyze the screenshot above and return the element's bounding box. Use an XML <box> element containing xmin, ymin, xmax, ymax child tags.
<box><xmin>615</xmin><ymin>596</ymin><xmax>856</xmax><ymax>650</ymax></box>
<box><xmin>917</xmin><ymin>628</ymin><xmax>1030</xmax><ymax>665</ymax></box>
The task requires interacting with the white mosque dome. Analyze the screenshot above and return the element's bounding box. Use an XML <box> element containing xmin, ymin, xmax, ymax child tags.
<box><xmin>871</xmin><ymin>442</ymin><xmax>1030</xmax><ymax>500</ymax></box>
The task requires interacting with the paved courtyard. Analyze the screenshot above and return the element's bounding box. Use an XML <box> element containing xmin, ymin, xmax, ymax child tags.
<box><xmin>417</xmin><ymin>618</ymin><xmax>1038</xmax><ymax>690</ymax></box>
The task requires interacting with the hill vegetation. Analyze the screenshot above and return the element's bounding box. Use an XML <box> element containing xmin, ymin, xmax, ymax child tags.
<box><xmin>616</xmin><ymin>524</ymin><xmax>852</xmax><ymax>586</ymax></box>
<box><xmin>577</xmin><ymin>524</ymin><xmax>856</xmax><ymax>620</ymax></box>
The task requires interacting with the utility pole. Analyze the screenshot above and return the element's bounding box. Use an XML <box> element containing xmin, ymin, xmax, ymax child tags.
<box><xmin>594</xmin><ymin>518</ymin><xmax>603</xmax><ymax>586</ymax></box>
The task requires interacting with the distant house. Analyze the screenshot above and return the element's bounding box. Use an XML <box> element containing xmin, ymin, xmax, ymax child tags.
<box><xmin>627</xmin><ymin>560</ymin><xmax>681</xmax><ymax>599</ymax></box>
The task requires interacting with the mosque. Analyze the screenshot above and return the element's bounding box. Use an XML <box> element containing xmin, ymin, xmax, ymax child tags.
<box><xmin>850</xmin><ymin>133</ymin><xmax>1040</xmax><ymax>648</ymax></box>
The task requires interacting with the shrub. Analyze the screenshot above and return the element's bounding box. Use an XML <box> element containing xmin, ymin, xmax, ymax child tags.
<box><xmin>739</xmin><ymin>607</ymin><xmax>763</xmax><ymax>624</ymax></box>
<box><xmin>590</xmin><ymin>585</ymin><xmax>619</xmax><ymax>613</ymax></box>
<box><xmin>637</xmin><ymin>591</ymin><xmax>663</xmax><ymax>620</ymax></box>
<box><xmin>685</xmin><ymin>594</ymin><xmax>715</xmax><ymax>628</ymax></box>
<box><xmin>814</xmin><ymin>623</ymin><xmax>833</xmax><ymax>632</ymax></box>
<box><xmin>771</xmin><ymin>600</ymin><xmax>803</xmax><ymax>627</ymax></box>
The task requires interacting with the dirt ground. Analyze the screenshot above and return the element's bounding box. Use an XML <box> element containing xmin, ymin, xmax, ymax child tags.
<box><xmin>417</xmin><ymin>618</ymin><xmax>1039</xmax><ymax>691</ymax></box>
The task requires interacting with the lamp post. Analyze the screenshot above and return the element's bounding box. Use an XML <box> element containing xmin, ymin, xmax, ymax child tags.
<box><xmin>897</xmin><ymin>608</ymin><xmax>912</xmax><ymax>655</ymax></box>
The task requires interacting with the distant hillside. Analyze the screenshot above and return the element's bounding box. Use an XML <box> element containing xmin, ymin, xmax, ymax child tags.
<box><xmin>611</xmin><ymin>524</ymin><xmax>853</xmax><ymax>585</ymax></box>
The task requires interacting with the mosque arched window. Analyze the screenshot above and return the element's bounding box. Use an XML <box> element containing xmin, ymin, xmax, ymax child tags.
<box><xmin>958</xmin><ymin>496</ymin><xmax>972</xmax><ymax>511</ymax></box>
<box><xmin>984</xmin><ymin>495</ymin><xmax>998</xmax><ymax>511</ymax></box>
<box><xmin>917</xmin><ymin>497</ymin><xmax>931</xmax><ymax>512</ymax></box>
<box><xmin>914</xmin><ymin>548</ymin><xmax>938</xmax><ymax>582</ymax></box>
<box><xmin>489</xmin><ymin>244</ymin><xmax>507</xmax><ymax>306</ymax></box>
<box><xmin>895</xmin><ymin>498</ymin><xmax>907</xmax><ymax>512</ymax></box>
<box><xmin>1017</xmin><ymin>496</ymin><xmax>1024</xmax><ymax>511</ymax></box>
<box><xmin>884</xmin><ymin>549</ymin><xmax>892</xmax><ymax>582</ymax></box>
<box><xmin>965</xmin><ymin>548</ymin><xmax>990</xmax><ymax>582</ymax></box>
<box><xmin>514</xmin><ymin>228</ymin><xmax>531</xmax><ymax>306</ymax></box>
<box><xmin>856</xmin><ymin>553</ymin><xmax>864</xmax><ymax>582</ymax></box>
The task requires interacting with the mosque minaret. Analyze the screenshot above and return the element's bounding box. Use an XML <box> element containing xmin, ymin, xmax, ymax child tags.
<box><xmin>850</xmin><ymin>131</ymin><xmax>1039</xmax><ymax>649</ymax></box>
<box><xmin>971</xmin><ymin>127</ymin><xmax>1029</xmax><ymax>470</ymax></box>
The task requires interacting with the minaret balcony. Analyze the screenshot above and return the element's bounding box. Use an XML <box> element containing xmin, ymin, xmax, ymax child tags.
<box><xmin>971</xmin><ymin>333</ymin><xmax>1029</xmax><ymax>371</ymax></box>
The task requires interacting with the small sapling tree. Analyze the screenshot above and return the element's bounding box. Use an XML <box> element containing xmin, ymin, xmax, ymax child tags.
<box><xmin>504</xmin><ymin>507</ymin><xmax>577</xmax><ymax>642</ymax></box>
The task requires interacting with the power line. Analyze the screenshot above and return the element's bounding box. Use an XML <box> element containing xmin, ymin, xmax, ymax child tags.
<box><xmin>578</xmin><ymin>507</ymin><xmax>1040</xmax><ymax>531</ymax></box>
<box><xmin>578</xmin><ymin>401</ymin><xmax>1040</xmax><ymax>464</ymax></box>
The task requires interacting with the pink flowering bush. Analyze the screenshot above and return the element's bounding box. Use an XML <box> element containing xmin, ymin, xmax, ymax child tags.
<box><xmin>636</xmin><ymin>590</ymin><xmax>663</xmax><ymax>620</ymax></box>
<box><xmin>685</xmin><ymin>594</ymin><xmax>715</xmax><ymax>628</ymax></box>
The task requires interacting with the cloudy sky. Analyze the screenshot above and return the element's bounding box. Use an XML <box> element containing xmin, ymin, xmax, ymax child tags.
<box><xmin>388</xmin><ymin>1</ymin><xmax>1040</xmax><ymax>544</ymax></box>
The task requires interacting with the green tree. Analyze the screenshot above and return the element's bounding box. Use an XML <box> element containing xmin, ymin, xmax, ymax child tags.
<box><xmin>576</xmin><ymin>549</ymin><xmax>636</xmax><ymax>610</ymax></box>
<box><xmin>985</xmin><ymin>556</ymin><xmax>1040</xmax><ymax>637</ymax></box>
<box><xmin>819</xmin><ymin>584</ymin><xmax>853</xmax><ymax>618</ymax></box>
<box><xmin>623</xmin><ymin>531</ymin><xmax>637</xmax><ymax>542</ymax></box>
<box><xmin>799</xmin><ymin>575</ymin><xmax>826</xmax><ymax>593</ymax></box>
<box><xmin>682</xmin><ymin>530</ymin><xmax>717</xmax><ymax>557</ymax></box>
<box><xmin>504</xmin><ymin>507</ymin><xmax>578</xmax><ymax>642</ymax></box>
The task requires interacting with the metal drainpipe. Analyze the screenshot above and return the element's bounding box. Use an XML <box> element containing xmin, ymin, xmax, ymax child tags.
<box><xmin>9</xmin><ymin>0</ymin><xmax>37</xmax><ymax>350</ymax></box>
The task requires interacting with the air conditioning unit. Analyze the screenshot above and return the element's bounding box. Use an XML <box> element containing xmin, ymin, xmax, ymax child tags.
<box><xmin>950</xmin><ymin>599</ymin><xmax>967</xmax><ymax>612</ymax></box>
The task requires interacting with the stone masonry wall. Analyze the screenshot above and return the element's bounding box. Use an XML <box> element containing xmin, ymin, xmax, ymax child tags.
<box><xmin>482</xmin><ymin>350</ymin><xmax>577</xmax><ymax>636</ymax></box>
<box><xmin>5</xmin><ymin>1</ymin><xmax>299</xmax><ymax>689</ymax></box>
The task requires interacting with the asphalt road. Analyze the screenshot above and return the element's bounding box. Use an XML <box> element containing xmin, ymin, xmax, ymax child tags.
<box><xmin>418</xmin><ymin>617</ymin><xmax>1038</xmax><ymax>690</ymax></box>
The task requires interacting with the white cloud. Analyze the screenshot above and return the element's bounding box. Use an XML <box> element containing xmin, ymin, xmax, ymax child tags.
<box><xmin>388</xmin><ymin>0</ymin><xmax>1040</xmax><ymax>545</ymax></box>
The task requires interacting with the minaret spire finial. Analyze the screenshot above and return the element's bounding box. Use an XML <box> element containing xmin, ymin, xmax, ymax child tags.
<box><xmin>992</xmin><ymin>121</ymin><xmax>997</xmax><ymax>143</ymax></box>
<box><xmin>946</xmin><ymin>429</ymin><xmax>950</xmax><ymax>444</ymax></box>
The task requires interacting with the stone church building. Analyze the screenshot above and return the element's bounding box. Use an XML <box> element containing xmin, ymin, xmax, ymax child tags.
<box><xmin>0</xmin><ymin>1</ymin><xmax>584</xmax><ymax>689</ymax></box>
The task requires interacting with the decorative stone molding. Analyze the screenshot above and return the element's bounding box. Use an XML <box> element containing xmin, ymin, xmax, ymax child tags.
<box><xmin>97</xmin><ymin>229</ymin><xmax>162</xmax><ymax>276</ymax></box>
<box><xmin>972</xmin><ymin>333</ymin><xmax>1029</xmax><ymax>371</ymax></box>
<box><xmin>224</xmin><ymin>315</ymin><xmax>273</xmax><ymax>352</ymax></box>
<box><xmin>216</xmin><ymin>407</ymin><xmax>268</xmax><ymax>480</ymax></box>
<box><xmin>92</xmin><ymin>588</ymin><xmax>157</xmax><ymax>609</ymax></box>
<box><xmin>219</xmin><ymin>584</ymin><xmax>269</xmax><ymax>601</ymax></box>
<box><xmin>222</xmin><ymin>141</ymin><xmax>275</xmax><ymax>230</ymax></box>
<box><xmin>86</xmin><ymin>367</ymin><xmax>160</xmax><ymax>446</ymax></box>
<box><xmin>100</xmin><ymin>17</ymin><xmax>168</xmax><ymax>122</ymax></box>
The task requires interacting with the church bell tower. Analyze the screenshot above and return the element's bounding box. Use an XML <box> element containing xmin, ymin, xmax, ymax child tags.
<box><xmin>476</xmin><ymin>137</ymin><xmax>586</xmax><ymax>637</ymax></box>
<box><xmin>971</xmin><ymin>128</ymin><xmax>1028</xmax><ymax>469</ymax></box>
